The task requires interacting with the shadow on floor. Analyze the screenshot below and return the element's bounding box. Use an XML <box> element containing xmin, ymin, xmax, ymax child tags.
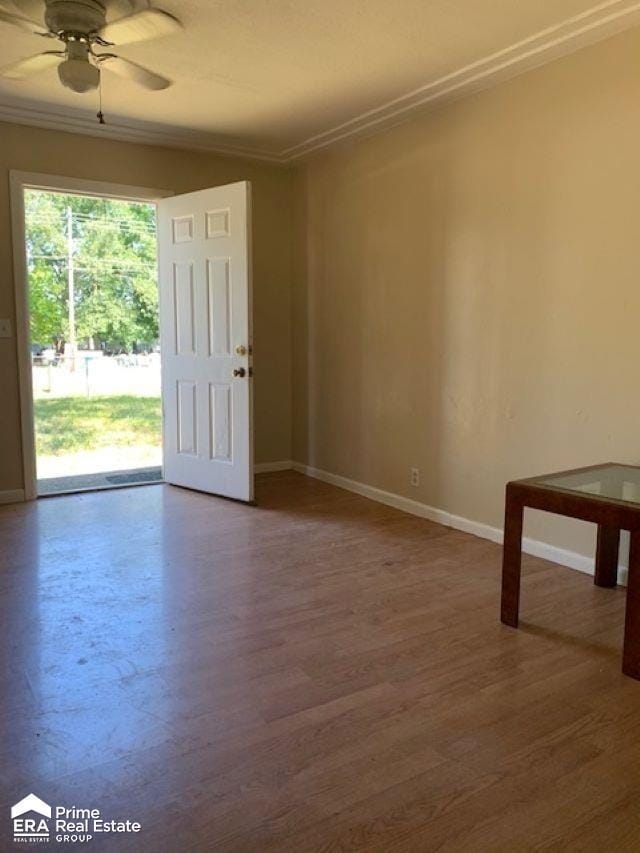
<box><xmin>518</xmin><ymin>620</ymin><xmax>621</xmax><ymax>658</ymax></box>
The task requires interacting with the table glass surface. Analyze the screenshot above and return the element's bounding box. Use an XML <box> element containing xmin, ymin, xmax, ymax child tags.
<box><xmin>536</xmin><ymin>464</ymin><xmax>640</xmax><ymax>505</ymax></box>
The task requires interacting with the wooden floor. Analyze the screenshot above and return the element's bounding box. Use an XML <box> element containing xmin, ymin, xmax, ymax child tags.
<box><xmin>2</xmin><ymin>471</ymin><xmax>640</xmax><ymax>851</ymax></box>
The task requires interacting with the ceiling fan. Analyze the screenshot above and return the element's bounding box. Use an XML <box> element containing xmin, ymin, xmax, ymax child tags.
<box><xmin>0</xmin><ymin>0</ymin><xmax>181</xmax><ymax>94</ymax></box>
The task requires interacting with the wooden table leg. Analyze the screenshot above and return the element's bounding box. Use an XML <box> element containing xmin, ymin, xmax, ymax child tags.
<box><xmin>501</xmin><ymin>486</ymin><xmax>524</xmax><ymax>628</ymax></box>
<box><xmin>594</xmin><ymin>524</ymin><xmax>620</xmax><ymax>588</ymax></box>
<box><xmin>623</xmin><ymin>531</ymin><xmax>640</xmax><ymax>680</ymax></box>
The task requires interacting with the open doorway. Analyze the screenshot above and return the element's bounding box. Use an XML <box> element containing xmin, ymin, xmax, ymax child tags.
<box><xmin>24</xmin><ymin>188</ymin><xmax>162</xmax><ymax>496</ymax></box>
<box><xmin>13</xmin><ymin>173</ymin><xmax>254</xmax><ymax>504</ymax></box>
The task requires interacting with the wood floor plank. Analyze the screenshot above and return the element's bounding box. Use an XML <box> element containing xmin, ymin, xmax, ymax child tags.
<box><xmin>0</xmin><ymin>471</ymin><xmax>637</xmax><ymax>851</ymax></box>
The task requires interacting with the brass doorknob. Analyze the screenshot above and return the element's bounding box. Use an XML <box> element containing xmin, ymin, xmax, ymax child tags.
<box><xmin>233</xmin><ymin>367</ymin><xmax>246</xmax><ymax>378</ymax></box>
<box><xmin>236</xmin><ymin>345</ymin><xmax>247</xmax><ymax>356</ymax></box>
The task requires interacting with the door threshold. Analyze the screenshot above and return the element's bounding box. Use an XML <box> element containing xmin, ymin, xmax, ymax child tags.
<box><xmin>38</xmin><ymin>466</ymin><xmax>163</xmax><ymax>497</ymax></box>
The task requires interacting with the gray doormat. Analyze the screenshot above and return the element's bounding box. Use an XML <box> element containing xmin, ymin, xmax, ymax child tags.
<box><xmin>106</xmin><ymin>468</ymin><xmax>163</xmax><ymax>485</ymax></box>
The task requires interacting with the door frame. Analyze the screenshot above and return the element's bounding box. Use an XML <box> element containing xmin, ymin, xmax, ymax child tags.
<box><xmin>10</xmin><ymin>170</ymin><xmax>172</xmax><ymax>500</ymax></box>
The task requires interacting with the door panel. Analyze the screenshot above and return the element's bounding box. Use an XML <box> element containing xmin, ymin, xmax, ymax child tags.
<box><xmin>159</xmin><ymin>181</ymin><xmax>253</xmax><ymax>501</ymax></box>
<box><xmin>207</xmin><ymin>258</ymin><xmax>231</xmax><ymax>357</ymax></box>
<box><xmin>173</xmin><ymin>261</ymin><xmax>195</xmax><ymax>354</ymax></box>
<box><xmin>177</xmin><ymin>380</ymin><xmax>197</xmax><ymax>456</ymax></box>
<box><xmin>210</xmin><ymin>383</ymin><xmax>232</xmax><ymax>461</ymax></box>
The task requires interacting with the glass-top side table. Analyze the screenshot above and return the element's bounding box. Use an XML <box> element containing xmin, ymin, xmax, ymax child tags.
<box><xmin>501</xmin><ymin>463</ymin><xmax>640</xmax><ymax>680</ymax></box>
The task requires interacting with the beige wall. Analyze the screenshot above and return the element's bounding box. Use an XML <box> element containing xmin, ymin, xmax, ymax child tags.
<box><xmin>0</xmin><ymin>122</ymin><xmax>292</xmax><ymax>492</ymax></box>
<box><xmin>4</xmin><ymin>23</ymin><xmax>640</xmax><ymax>563</ymax></box>
<box><xmin>292</xmin><ymin>27</ymin><xmax>640</xmax><ymax>561</ymax></box>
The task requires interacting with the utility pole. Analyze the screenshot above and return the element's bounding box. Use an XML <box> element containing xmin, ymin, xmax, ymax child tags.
<box><xmin>66</xmin><ymin>205</ymin><xmax>77</xmax><ymax>372</ymax></box>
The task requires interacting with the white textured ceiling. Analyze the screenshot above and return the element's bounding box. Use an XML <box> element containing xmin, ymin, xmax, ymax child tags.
<box><xmin>0</xmin><ymin>0</ymin><xmax>639</xmax><ymax>160</ymax></box>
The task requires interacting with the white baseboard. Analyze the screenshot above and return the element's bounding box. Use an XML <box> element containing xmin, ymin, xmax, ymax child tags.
<box><xmin>292</xmin><ymin>462</ymin><xmax>449</xmax><ymax>524</ymax></box>
<box><xmin>254</xmin><ymin>460</ymin><xmax>293</xmax><ymax>474</ymax></box>
<box><xmin>292</xmin><ymin>462</ymin><xmax>628</xmax><ymax>586</ymax></box>
<box><xmin>0</xmin><ymin>489</ymin><xmax>25</xmax><ymax>506</ymax></box>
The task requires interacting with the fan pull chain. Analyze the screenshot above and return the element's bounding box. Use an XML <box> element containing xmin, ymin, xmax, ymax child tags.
<box><xmin>97</xmin><ymin>71</ymin><xmax>105</xmax><ymax>125</ymax></box>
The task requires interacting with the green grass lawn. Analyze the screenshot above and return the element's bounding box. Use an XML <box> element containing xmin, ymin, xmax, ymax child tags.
<box><xmin>34</xmin><ymin>395</ymin><xmax>161</xmax><ymax>456</ymax></box>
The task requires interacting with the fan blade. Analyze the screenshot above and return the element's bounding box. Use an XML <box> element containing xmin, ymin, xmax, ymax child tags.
<box><xmin>98</xmin><ymin>55</ymin><xmax>171</xmax><ymax>90</ymax></box>
<box><xmin>1</xmin><ymin>51</ymin><xmax>64</xmax><ymax>80</ymax></box>
<box><xmin>98</xmin><ymin>8</ymin><xmax>181</xmax><ymax>45</ymax></box>
<box><xmin>0</xmin><ymin>7</ymin><xmax>49</xmax><ymax>35</ymax></box>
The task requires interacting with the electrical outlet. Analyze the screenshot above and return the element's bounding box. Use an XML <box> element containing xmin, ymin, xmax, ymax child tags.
<box><xmin>410</xmin><ymin>468</ymin><xmax>420</xmax><ymax>488</ymax></box>
<box><xmin>0</xmin><ymin>318</ymin><xmax>12</xmax><ymax>339</ymax></box>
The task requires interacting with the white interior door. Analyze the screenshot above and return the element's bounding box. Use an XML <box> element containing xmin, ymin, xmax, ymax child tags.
<box><xmin>158</xmin><ymin>181</ymin><xmax>253</xmax><ymax>501</ymax></box>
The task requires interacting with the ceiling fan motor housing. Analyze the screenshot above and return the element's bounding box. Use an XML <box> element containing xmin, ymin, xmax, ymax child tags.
<box><xmin>45</xmin><ymin>0</ymin><xmax>107</xmax><ymax>35</ymax></box>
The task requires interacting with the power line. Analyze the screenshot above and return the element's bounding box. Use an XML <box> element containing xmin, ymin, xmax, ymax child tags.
<box><xmin>29</xmin><ymin>254</ymin><xmax>155</xmax><ymax>265</ymax></box>
<box><xmin>26</xmin><ymin>216</ymin><xmax>157</xmax><ymax>236</ymax></box>
<box><xmin>25</xmin><ymin>210</ymin><xmax>157</xmax><ymax>226</ymax></box>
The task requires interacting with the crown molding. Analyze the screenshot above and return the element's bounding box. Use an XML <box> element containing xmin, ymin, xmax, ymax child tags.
<box><xmin>1</xmin><ymin>0</ymin><xmax>640</xmax><ymax>166</ymax></box>
<box><xmin>0</xmin><ymin>98</ymin><xmax>289</xmax><ymax>165</ymax></box>
<box><xmin>283</xmin><ymin>0</ymin><xmax>640</xmax><ymax>160</ymax></box>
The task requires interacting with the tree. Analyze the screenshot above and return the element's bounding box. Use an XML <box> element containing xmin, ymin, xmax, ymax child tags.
<box><xmin>25</xmin><ymin>190</ymin><xmax>159</xmax><ymax>351</ymax></box>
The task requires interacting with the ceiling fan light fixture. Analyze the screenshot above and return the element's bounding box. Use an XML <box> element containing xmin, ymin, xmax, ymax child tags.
<box><xmin>0</xmin><ymin>2</ymin><xmax>178</xmax><ymax>94</ymax></box>
<box><xmin>58</xmin><ymin>56</ymin><xmax>99</xmax><ymax>92</ymax></box>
